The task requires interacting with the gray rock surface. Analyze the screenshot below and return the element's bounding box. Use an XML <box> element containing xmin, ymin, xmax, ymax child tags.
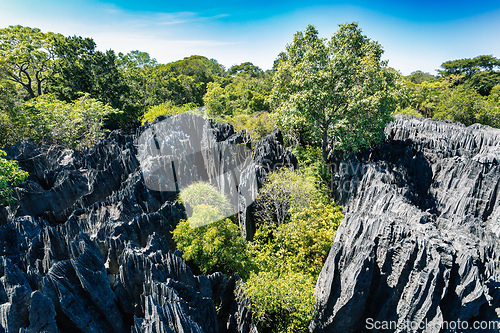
<box><xmin>0</xmin><ymin>115</ymin><xmax>286</xmax><ymax>332</ymax></box>
<box><xmin>311</xmin><ymin>115</ymin><xmax>500</xmax><ymax>332</ymax></box>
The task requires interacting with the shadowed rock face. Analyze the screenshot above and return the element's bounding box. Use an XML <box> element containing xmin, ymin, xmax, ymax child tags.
<box><xmin>311</xmin><ymin>115</ymin><xmax>500</xmax><ymax>333</ymax></box>
<box><xmin>0</xmin><ymin>115</ymin><xmax>294</xmax><ymax>333</ymax></box>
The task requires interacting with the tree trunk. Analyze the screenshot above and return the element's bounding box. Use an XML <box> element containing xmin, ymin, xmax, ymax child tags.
<box><xmin>23</xmin><ymin>83</ymin><xmax>36</xmax><ymax>99</ymax></box>
<box><xmin>321</xmin><ymin>130</ymin><xmax>328</xmax><ymax>163</ymax></box>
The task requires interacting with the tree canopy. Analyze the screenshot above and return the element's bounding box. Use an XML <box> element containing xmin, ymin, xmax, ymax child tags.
<box><xmin>269</xmin><ymin>23</ymin><xmax>400</xmax><ymax>161</ymax></box>
<box><xmin>228</xmin><ymin>62</ymin><xmax>264</xmax><ymax>78</ymax></box>
<box><xmin>439</xmin><ymin>55</ymin><xmax>500</xmax><ymax>77</ymax></box>
<box><xmin>0</xmin><ymin>25</ymin><xmax>62</xmax><ymax>99</ymax></box>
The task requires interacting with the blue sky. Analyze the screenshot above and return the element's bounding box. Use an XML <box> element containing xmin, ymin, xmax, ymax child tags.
<box><xmin>1</xmin><ymin>0</ymin><xmax>499</xmax><ymax>75</ymax></box>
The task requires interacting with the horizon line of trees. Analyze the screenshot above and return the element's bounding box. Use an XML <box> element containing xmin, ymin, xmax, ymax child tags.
<box><xmin>1</xmin><ymin>25</ymin><xmax>499</xmax><ymax>142</ymax></box>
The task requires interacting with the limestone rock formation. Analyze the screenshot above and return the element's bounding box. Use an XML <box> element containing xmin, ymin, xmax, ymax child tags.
<box><xmin>0</xmin><ymin>114</ymin><xmax>292</xmax><ymax>332</ymax></box>
<box><xmin>311</xmin><ymin>115</ymin><xmax>500</xmax><ymax>332</ymax></box>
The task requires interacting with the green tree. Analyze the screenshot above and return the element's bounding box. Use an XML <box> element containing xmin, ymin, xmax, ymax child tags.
<box><xmin>243</xmin><ymin>269</ymin><xmax>316</xmax><ymax>333</ymax></box>
<box><xmin>46</xmin><ymin>36</ymin><xmax>130</xmax><ymax>121</ymax></box>
<box><xmin>8</xmin><ymin>93</ymin><xmax>120</xmax><ymax>148</ymax></box>
<box><xmin>401</xmin><ymin>80</ymin><xmax>445</xmax><ymax>118</ymax></box>
<box><xmin>439</xmin><ymin>55</ymin><xmax>499</xmax><ymax>77</ymax></box>
<box><xmin>173</xmin><ymin>218</ymin><xmax>253</xmax><ymax>278</ymax></box>
<box><xmin>147</xmin><ymin>55</ymin><xmax>225</xmax><ymax>107</ymax></box>
<box><xmin>0</xmin><ymin>150</ymin><xmax>28</xmax><ymax>204</ymax></box>
<box><xmin>433</xmin><ymin>85</ymin><xmax>500</xmax><ymax>127</ymax></box>
<box><xmin>269</xmin><ymin>23</ymin><xmax>400</xmax><ymax>161</ymax></box>
<box><xmin>466</xmin><ymin>71</ymin><xmax>500</xmax><ymax>96</ymax></box>
<box><xmin>117</xmin><ymin>50</ymin><xmax>157</xmax><ymax>70</ymax></box>
<box><xmin>178</xmin><ymin>181</ymin><xmax>233</xmax><ymax>225</ymax></box>
<box><xmin>255</xmin><ymin>168</ymin><xmax>323</xmax><ymax>226</ymax></box>
<box><xmin>115</xmin><ymin>50</ymin><xmax>160</xmax><ymax>119</ymax></box>
<box><xmin>173</xmin><ymin>182</ymin><xmax>252</xmax><ymax>278</ymax></box>
<box><xmin>489</xmin><ymin>85</ymin><xmax>500</xmax><ymax>101</ymax></box>
<box><xmin>244</xmin><ymin>167</ymin><xmax>343</xmax><ymax>332</ymax></box>
<box><xmin>0</xmin><ymin>81</ymin><xmax>25</xmax><ymax>147</ymax></box>
<box><xmin>203</xmin><ymin>82</ymin><xmax>227</xmax><ymax>117</ymax></box>
<box><xmin>171</xmin><ymin>171</ymin><xmax>344</xmax><ymax>333</ymax></box>
<box><xmin>228</xmin><ymin>62</ymin><xmax>264</xmax><ymax>78</ymax></box>
<box><xmin>407</xmin><ymin>70</ymin><xmax>437</xmax><ymax>84</ymax></box>
<box><xmin>229</xmin><ymin>112</ymin><xmax>276</xmax><ymax>146</ymax></box>
<box><xmin>291</xmin><ymin>146</ymin><xmax>331</xmax><ymax>188</ymax></box>
<box><xmin>0</xmin><ymin>25</ymin><xmax>62</xmax><ymax>99</ymax></box>
<box><xmin>204</xmin><ymin>75</ymin><xmax>271</xmax><ymax>118</ymax></box>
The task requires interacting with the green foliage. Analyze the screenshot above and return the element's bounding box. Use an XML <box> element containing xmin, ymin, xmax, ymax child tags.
<box><xmin>439</xmin><ymin>55</ymin><xmax>499</xmax><ymax>77</ymax></box>
<box><xmin>465</xmin><ymin>71</ymin><xmax>500</xmax><ymax>96</ymax></box>
<box><xmin>178</xmin><ymin>181</ymin><xmax>233</xmax><ymax>225</ymax></box>
<box><xmin>225</xmin><ymin>112</ymin><xmax>275</xmax><ymax>146</ymax></box>
<box><xmin>148</xmin><ymin>55</ymin><xmax>225</xmax><ymax>107</ymax></box>
<box><xmin>204</xmin><ymin>82</ymin><xmax>227</xmax><ymax>117</ymax></box>
<box><xmin>245</xmin><ymin>167</ymin><xmax>343</xmax><ymax>332</ymax></box>
<box><xmin>400</xmin><ymin>80</ymin><xmax>444</xmax><ymax>118</ymax></box>
<box><xmin>228</xmin><ymin>62</ymin><xmax>264</xmax><ymax>78</ymax></box>
<box><xmin>490</xmin><ymin>85</ymin><xmax>500</xmax><ymax>101</ymax></box>
<box><xmin>243</xmin><ymin>269</ymin><xmax>316</xmax><ymax>333</ymax></box>
<box><xmin>253</xmin><ymin>168</ymin><xmax>340</xmax><ymax>274</ymax></box>
<box><xmin>6</xmin><ymin>93</ymin><xmax>120</xmax><ymax>148</ymax></box>
<box><xmin>140</xmin><ymin>100</ymin><xmax>200</xmax><ymax>124</ymax></box>
<box><xmin>244</xmin><ymin>198</ymin><xmax>342</xmax><ymax>333</ymax></box>
<box><xmin>406</xmin><ymin>70</ymin><xmax>437</xmax><ymax>84</ymax></box>
<box><xmin>399</xmin><ymin>71</ymin><xmax>500</xmax><ymax>128</ymax></box>
<box><xmin>269</xmin><ymin>23</ymin><xmax>400</xmax><ymax>161</ymax></box>
<box><xmin>204</xmin><ymin>75</ymin><xmax>271</xmax><ymax>118</ymax></box>
<box><xmin>172</xmin><ymin>168</ymin><xmax>343</xmax><ymax>333</ymax></box>
<box><xmin>291</xmin><ymin>146</ymin><xmax>331</xmax><ymax>188</ymax></box>
<box><xmin>0</xmin><ymin>25</ymin><xmax>62</xmax><ymax>99</ymax></box>
<box><xmin>251</xmin><ymin>201</ymin><xmax>341</xmax><ymax>277</ymax></box>
<box><xmin>255</xmin><ymin>168</ymin><xmax>323</xmax><ymax>226</ymax></box>
<box><xmin>0</xmin><ymin>150</ymin><xmax>28</xmax><ymax>204</ymax></box>
<box><xmin>173</xmin><ymin>218</ymin><xmax>253</xmax><ymax>279</ymax></box>
<box><xmin>46</xmin><ymin>37</ymin><xmax>131</xmax><ymax>122</ymax></box>
<box><xmin>117</xmin><ymin>50</ymin><xmax>157</xmax><ymax>70</ymax></box>
<box><xmin>0</xmin><ymin>81</ymin><xmax>25</xmax><ymax>147</ymax></box>
<box><xmin>434</xmin><ymin>86</ymin><xmax>500</xmax><ymax>127</ymax></box>
<box><xmin>173</xmin><ymin>182</ymin><xmax>252</xmax><ymax>278</ymax></box>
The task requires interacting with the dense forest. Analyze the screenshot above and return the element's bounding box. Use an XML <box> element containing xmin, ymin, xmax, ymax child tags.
<box><xmin>1</xmin><ymin>23</ymin><xmax>500</xmax><ymax>332</ymax></box>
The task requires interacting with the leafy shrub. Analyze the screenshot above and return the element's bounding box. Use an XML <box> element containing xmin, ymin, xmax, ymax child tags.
<box><xmin>173</xmin><ymin>218</ymin><xmax>253</xmax><ymax>279</ymax></box>
<box><xmin>243</xmin><ymin>269</ymin><xmax>316</xmax><ymax>333</ymax></box>
<box><xmin>0</xmin><ymin>81</ymin><xmax>23</xmax><ymax>147</ymax></box>
<box><xmin>399</xmin><ymin>80</ymin><xmax>444</xmax><ymax>118</ymax></box>
<box><xmin>292</xmin><ymin>146</ymin><xmax>331</xmax><ymax>189</ymax></box>
<box><xmin>490</xmin><ymin>85</ymin><xmax>500</xmax><ymax>99</ymax></box>
<box><xmin>5</xmin><ymin>93</ymin><xmax>120</xmax><ymax>148</ymax></box>
<box><xmin>173</xmin><ymin>182</ymin><xmax>253</xmax><ymax>278</ymax></box>
<box><xmin>465</xmin><ymin>71</ymin><xmax>500</xmax><ymax>96</ymax></box>
<box><xmin>434</xmin><ymin>86</ymin><xmax>500</xmax><ymax>127</ymax></box>
<box><xmin>203</xmin><ymin>75</ymin><xmax>271</xmax><ymax>118</ymax></box>
<box><xmin>227</xmin><ymin>112</ymin><xmax>276</xmax><ymax>146</ymax></box>
<box><xmin>178</xmin><ymin>181</ymin><xmax>233</xmax><ymax>226</ymax></box>
<box><xmin>140</xmin><ymin>100</ymin><xmax>200</xmax><ymax>124</ymax></box>
<box><xmin>0</xmin><ymin>150</ymin><xmax>28</xmax><ymax>204</ymax></box>
<box><xmin>255</xmin><ymin>167</ymin><xmax>323</xmax><ymax>226</ymax></box>
<box><xmin>244</xmin><ymin>167</ymin><xmax>343</xmax><ymax>332</ymax></box>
